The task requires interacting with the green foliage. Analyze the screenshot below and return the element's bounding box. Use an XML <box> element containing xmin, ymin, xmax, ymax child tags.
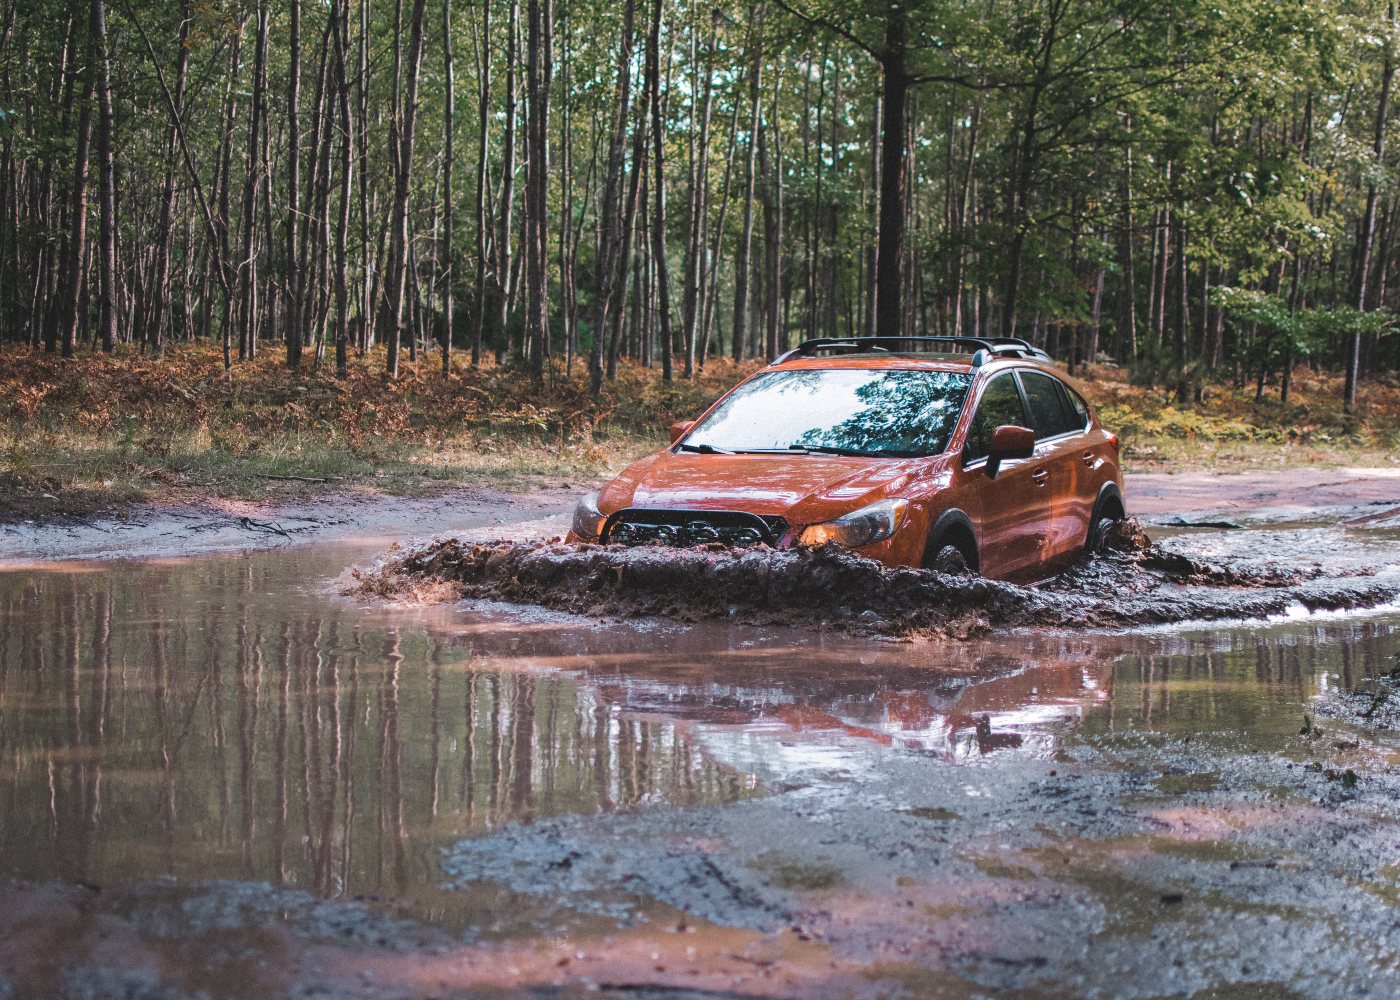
<box><xmin>1215</xmin><ymin>287</ymin><xmax>1395</xmax><ymax>379</ymax></box>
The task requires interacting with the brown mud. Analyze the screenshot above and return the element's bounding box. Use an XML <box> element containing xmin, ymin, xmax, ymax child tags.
<box><xmin>347</xmin><ymin>517</ymin><xmax>1399</xmax><ymax>637</ymax></box>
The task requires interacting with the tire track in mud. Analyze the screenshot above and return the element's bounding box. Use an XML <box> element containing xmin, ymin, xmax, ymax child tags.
<box><xmin>346</xmin><ymin>519</ymin><xmax>1400</xmax><ymax>637</ymax></box>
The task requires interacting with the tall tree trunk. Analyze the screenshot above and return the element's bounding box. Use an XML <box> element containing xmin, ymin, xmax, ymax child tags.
<box><xmin>285</xmin><ymin>0</ymin><xmax>303</xmax><ymax>366</ymax></box>
<box><xmin>1348</xmin><ymin>0</ymin><xmax>1394</xmax><ymax>411</ymax></box>
<box><xmin>91</xmin><ymin>0</ymin><xmax>117</xmax><ymax>355</ymax></box>
<box><xmin>239</xmin><ymin>1</ymin><xmax>269</xmax><ymax>361</ymax></box>
<box><xmin>759</xmin><ymin>93</ymin><xmax>782</xmax><ymax>358</ymax></box>
<box><xmin>149</xmin><ymin>0</ymin><xmax>191</xmax><ymax>354</ymax></box>
<box><xmin>332</xmin><ymin>0</ymin><xmax>352</xmax><ymax>376</ymax></box>
<box><xmin>524</xmin><ymin>0</ymin><xmax>551</xmax><ymax>377</ymax></box>
<box><xmin>646</xmin><ymin>0</ymin><xmax>672</xmax><ymax>380</ymax></box>
<box><xmin>588</xmin><ymin>0</ymin><xmax>635</xmax><ymax>395</ymax></box>
<box><xmin>383</xmin><ymin>0</ymin><xmax>428</xmax><ymax>377</ymax></box>
<box><xmin>681</xmin><ymin>10</ymin><xmax>715</xmax><ymax>377</ymax></box>
<box><xmin>606</xmin><ymin>77</ymin><xmax>647</xmax><ymax>380</ymax></box>
<box><xmin>356</xmin><ymin>0</ymin><xmax>372</xmax><ymax>352</ymax></box>
<box><xmin>440</xmin><ymin>0</ymin><xmax>454</xmax><ymax>373</ymax></box>
<box><xmin>493</xmin><ymin>0</ymin><xmax>519</xmax><ymax>364</ymax></box>
<box><xmin>731</xmin><ymin>9</ymin><xmax>761</xmax><ymax>360</ymax></box>
<box><xmin>470</xmin><ymin>0</ymin><xmax>491</xmax><ymax>366</ymax></box>
<box><xmin>874</xmin><ymin>5</ymin><xmax>908</xmax><ymax>339</ymax></box>
<box><xmin>56</xmin><ymin>0</ymin><xmax>98</xmax><ymax>358</ymax></box>
<box><xmin>1118</xmin><ymin>132</ymin><xmax>1137</xmax><ymax>359</ymax></box>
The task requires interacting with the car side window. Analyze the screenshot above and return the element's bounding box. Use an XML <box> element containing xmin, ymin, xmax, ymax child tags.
<box><xmin>1020</xmin><ymin>371</ymin><xmax>1081</xmax><ymax>440</ymax></box>
<box><xmin>1064</xmin><ymin>384</ymin><xmax>1091</xmax><ymax>429</ymax></box>
<box><xmin>965</xmin><ymin>374</ymin><xmax>1029</xmax><ymax>462</ymax></box>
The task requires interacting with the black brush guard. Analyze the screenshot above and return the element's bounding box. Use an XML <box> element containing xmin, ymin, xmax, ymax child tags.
<box><xmin>601</xmin><ymin>508</ymin><xmax>788</xmax><ymax>548</ymax></box>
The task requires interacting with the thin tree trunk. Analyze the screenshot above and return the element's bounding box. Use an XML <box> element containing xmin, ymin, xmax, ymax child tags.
<box><xmin>524</xmin><ymin>0</ymin><xmax>551</xmax><ymax>377</ymax></box>
<box><xmin>874</xmin><ymin>5</ymin><xmax>909</xmax><ymax>339</ymax></box>
<box><xmin>681</xmin><ymin>9</ymin><xmax>716</xmax><ymax>377</ymax></box>
<box><xmin>153</xmin><ymin>5</ymin><xmax>195</xmax><ymax>355</ymax></box>
<box><xmin>470</xmin><ymin>0</ymin><xmax>491</xmax><ymax>366</ymax></box>
<box><xmin>441</xmin><ymin>0</ymin><xmax>454</xmax><ymax>373</ymax></box>
<box><xmin>646</xmin><ymin>0</ymin><xmax>673</xmax><ymax>380</ymax></box>
<box><xmin>91</xmin><ymin>0</ymin><xmax>117</xmax><ymax>355</ymax></box>
<box><xmin>1348</xmin><ymin>0</ymin><xmax>1394</xmax><ymax>411</ymax></box>
<box><xmin>330</xmin><ymin>0</ymin><xmax>352</xmax><ymax>375</ymax></box>
<box><xmin>239</xmin><ymin>1</ymin><xmax>269</xmax><ymax>361</ymax></box>
<box><xmin>56</xmin><ymin>0</ymin><xmax>98</xmax><ymax>358</ymax></box>
<box><xmin>588</xmin><ymin>0</ymin><xmax>635</xmax><ymax>395</ymax></box>
<box><xmin>493</xmin><ymin>0</ymin><xmax>519</xmax><ymax>364</ymax></box>
<box><xmin>285</xmin><ymin>0</ymin><xmax>303</xmax><ymax>366</ymax></box>
<box><xmin>732</xmin><ymin>10</ymin><xmax>761</xmax><ymax>360</ymax></box>
<box><xmin>383</xmin><ymin>0</ymin><xmax>428</xmax><ymax>377</ymax></box>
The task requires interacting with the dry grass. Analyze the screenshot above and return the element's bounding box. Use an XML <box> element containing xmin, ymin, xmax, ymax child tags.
<box><xmin>0</xmin><ymin>343</ymin><xmax>758</xmax><ymax>521</ymax></box>
<box><xmin>1</xmin><ymin>343</ymin><xmax>1397</xmax><ymax>522</ymax></box>
<box><xmin>1079</xmin><ymin>362</ymin><xmax>1400</xmax><ymax>469</ymax></box>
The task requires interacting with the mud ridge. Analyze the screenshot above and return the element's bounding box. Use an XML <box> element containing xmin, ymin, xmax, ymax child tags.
<box><xmin>346</xmin><ymin>518</ymin><xmax>1399</xmax><ymax>637</ymax></box>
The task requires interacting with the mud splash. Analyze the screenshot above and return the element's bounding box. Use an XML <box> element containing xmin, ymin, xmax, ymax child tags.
<box><xmin>345</xmin><ymin>519</ymin><xmax>1400</xmax><ymax>637</ymax></box>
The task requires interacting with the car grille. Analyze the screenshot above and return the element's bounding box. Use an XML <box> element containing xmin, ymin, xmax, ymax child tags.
<box><xmin>601</xmin><ymin>508</ymin><xmax>788</xmax><ymax>548</ymax></box>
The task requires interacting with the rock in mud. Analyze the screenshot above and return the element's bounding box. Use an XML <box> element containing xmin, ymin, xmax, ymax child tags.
<box><xmin>346</xmin><ymin>518</ymin><xmax>1400</xmax><ymax>637</ymax></box>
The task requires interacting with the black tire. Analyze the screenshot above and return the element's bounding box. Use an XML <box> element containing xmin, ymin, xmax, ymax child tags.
<box><xmin>931</xmin><ymin>543</ymin><xmax>973</xmax><ymax>576</ymax></box>
<box><xmin>1087</xmin><ymin>514</ymin><xmax>1119</xmax><ymax>555</ymax></box>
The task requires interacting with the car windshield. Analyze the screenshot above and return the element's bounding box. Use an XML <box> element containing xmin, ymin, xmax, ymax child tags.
<box><xmin>679</xmin><ymin>368</ymin><xmax>972</xmax><ymax>458</ymax></box>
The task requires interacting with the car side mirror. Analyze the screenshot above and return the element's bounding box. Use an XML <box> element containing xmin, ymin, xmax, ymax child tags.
<box><xmin>985</xmin><ymin>424</ymin><xmax>1036</xmax><ymax>478</ymax></box>
<box><xmin>668</xmin><ymin>419</ymin><xmax>695</xmax><ymax>444</ymax></box>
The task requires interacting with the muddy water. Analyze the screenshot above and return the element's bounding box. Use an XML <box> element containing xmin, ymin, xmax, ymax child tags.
<box><xmin>1</xmin><ymin>540</ymin><xmax>1396</xmax><ymax>923</ymax></box>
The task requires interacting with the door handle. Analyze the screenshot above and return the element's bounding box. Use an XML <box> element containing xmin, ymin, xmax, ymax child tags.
<box><xmin>1031</xmin><ymin>467</ymin><xmax>1049</xmax><ymax>485</ymax></box>
<box><xmin>1082</xmin><ymin>450</ymin><xmax>1096</xmax><ymax>468</ymax></box>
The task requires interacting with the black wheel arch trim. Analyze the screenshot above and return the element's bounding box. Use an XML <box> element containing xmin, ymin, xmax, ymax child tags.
<box><xmin>923</xmin><ymin>508</ymin><xmax>980</xmax><ymax>570</ymax></box>
<box><xmin>1092</xmin><ymin>482</ymin><xmax>1126</xmax><ymax>521</ymax></box>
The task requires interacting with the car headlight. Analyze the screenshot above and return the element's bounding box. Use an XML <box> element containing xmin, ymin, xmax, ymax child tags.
<box><xmin>798</xmin><ymin>498</ymin><xmax>910</xmax><ymax>550</ymax></box>
<box><xmin>571</xmin><ymin>490</ymin><xmax>606</xmax><ymax>540</ymax></box>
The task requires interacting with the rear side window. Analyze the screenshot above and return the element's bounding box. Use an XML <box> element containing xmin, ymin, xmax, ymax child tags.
<box><xmin>965</xmin><ymin>374</ymin><xmax>1028</xmax><ymax>461</ymax></box>
<box><xmin>1065</xmin><ymin>385</ymin><xmax>1091</xmax><ymax>428</ymax></box>
<box><xmin>1019</xmin><ymin>371</ymin><xmax>1082</xmax><ymax>440</ymax></box>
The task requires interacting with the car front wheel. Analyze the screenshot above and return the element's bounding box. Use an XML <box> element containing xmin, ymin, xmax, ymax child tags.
<box><xmin>931</xmin><ymin>543</ymin><xmax>973</xmax><ymax>576</ymax></box>
<box><xmin>1087</xmin><ymin>514</ymin><xmax>1120</xmax><ymax>555</ymax></box>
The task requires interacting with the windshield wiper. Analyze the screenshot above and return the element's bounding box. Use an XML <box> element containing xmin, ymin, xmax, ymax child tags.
<box><xmin>787</xmin><ymin>444</ymin><xmax>881</xmax><ymax>457</ymax></box>
<box><xmin>675</xmin><ymin>442</ymin><xmax>732</xmax><ymax>454</ymax></box>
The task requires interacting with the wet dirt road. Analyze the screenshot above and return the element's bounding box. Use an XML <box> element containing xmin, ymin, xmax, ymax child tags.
<box><xmin>0</xmin><ymin>474</ymin><xmax>1398</xmax><ymax>998</ymax></box>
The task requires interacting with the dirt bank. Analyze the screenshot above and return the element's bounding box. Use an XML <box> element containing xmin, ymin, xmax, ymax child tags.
<box><xmin>0</xmin><ymin>483</ymin><xmax>575</xmax><ymax>567</ymax></box>
<box><xmin>1129</xmin><ymin>465</ymin><xmax>1400</xmax><ymax>519</ymax></box>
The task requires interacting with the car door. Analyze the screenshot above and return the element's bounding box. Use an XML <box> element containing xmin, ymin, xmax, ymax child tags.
<box><xmin>962</xmin><ymin>371</ymin><xmax>1050</xmax><ymax>581</ymax></box>
<box><xmin>1017</xmin><ymin>369</ymin><xmax>1091</xmax><ymax>566</ymax></box>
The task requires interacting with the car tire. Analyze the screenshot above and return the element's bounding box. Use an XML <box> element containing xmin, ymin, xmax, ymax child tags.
<box><xmin>931</xmin><ymin>544</ymin><xmax>973</xmax><ymax>576</ymax></box>
<box><xmin>1087</xmin><ymin>514</ymin><xmax>1120</xmax><ymax>555</ymax></box>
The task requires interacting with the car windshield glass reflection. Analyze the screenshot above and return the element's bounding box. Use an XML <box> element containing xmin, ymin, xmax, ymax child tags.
<box><xmin>680</xmin><ymin>369</ymin><xmax>972</xmax><ymax>457</ymax></box>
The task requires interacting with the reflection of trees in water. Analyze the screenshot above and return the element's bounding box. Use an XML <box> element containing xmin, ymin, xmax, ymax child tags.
<box><xmin>0</xmin><ymin>569</ymin><xmax>746</xmax><ymax>900</ymax></box>
<box><xmin>796</xmin><ymin>371</ymin><xmax>967</xmax><ymax>454</ymax></box>
<box><xmin>1091</xmin><ymin>627</ymin><xmax>1397</xmax><ymax>731</ymax></box>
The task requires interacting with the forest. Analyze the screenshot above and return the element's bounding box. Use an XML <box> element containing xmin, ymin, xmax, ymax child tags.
<box><xmin>2</xmin><ymin>0</ymin><xmax>1399</xmax><ymax>407</ymax></box>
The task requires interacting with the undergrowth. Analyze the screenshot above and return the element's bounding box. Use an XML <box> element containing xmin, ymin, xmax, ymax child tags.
<box><xmin>1</xmin><ymin>343</ymin><xmax>1397</xmax><ymax>522</ymax></box>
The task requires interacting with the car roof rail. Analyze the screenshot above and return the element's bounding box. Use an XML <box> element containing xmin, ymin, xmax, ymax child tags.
<box><xmin>773</xmin><ymin>336</ymin><xmax>1053</xmax><ymax>366</ymax></box>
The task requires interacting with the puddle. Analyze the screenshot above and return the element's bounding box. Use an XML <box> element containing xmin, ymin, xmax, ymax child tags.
<box><xmin>1</xmin><ymin>526</ymin><xmax>1399</xmax><ymax>997</ymax></box>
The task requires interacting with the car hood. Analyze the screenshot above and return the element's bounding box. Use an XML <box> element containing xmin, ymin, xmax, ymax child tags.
<box><xmin>599</xmin><ymin>450</ymin><xmax>938</xmax><ymax>525</ymax></box>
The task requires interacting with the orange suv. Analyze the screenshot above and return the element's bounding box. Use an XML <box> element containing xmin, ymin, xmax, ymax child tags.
<box><xmin>568</xmin><ymin>337</ymin><xmax>1125</xmax><ymax>583</ymax></box>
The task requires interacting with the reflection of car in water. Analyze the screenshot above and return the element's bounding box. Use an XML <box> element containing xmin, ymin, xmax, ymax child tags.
<box><xmin>569</xmin><ymin>336</ymin><xmax>1125</xmax><ymax>583</ymax></box>
<box><xmin>586</xmin><ymin>647</ymin><xmax>1114</xmax><ymax>785</ymax></box>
